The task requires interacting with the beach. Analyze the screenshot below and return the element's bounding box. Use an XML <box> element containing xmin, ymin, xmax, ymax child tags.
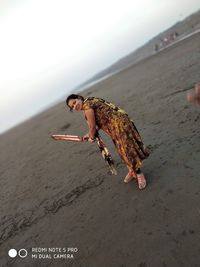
<box><xmin>0</xmin><ymin>32</ymin><xmax>200</xmax><ymax>267</ymax></box>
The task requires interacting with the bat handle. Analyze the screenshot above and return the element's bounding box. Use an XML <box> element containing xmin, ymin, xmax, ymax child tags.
<box><xmin>51</xmin><ymin>135</ymin><xmax>59</xmax><ymax>140</ymax></box>
<box><xmin>82</xmin><ymin>136</ymin><xmax>96</xmax><ymax>142</ymax></box>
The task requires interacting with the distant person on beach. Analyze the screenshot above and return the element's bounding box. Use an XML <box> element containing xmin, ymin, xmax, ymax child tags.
<box><xmin>154</xmin><ymin>43</ymin><xmax>159</xmax><ymax>52</ymax></box>
<box><xmin>187</xmin><ymin>83</ymin><xmax>200</xmax><ymax>106</ymax></box>
<box><xmin>61</xmin><ymin>94</ymin><xmax>149</xmax><ymax>189</ymax></box>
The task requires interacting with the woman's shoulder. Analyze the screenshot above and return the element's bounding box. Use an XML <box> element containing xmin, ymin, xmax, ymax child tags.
<box><xmin>84</xmin><ymin>96</ymin><xmax>103</xmax><ymax>102</ymax></box>
<box><xmin>83</xmin><ymin>97</ymin><xmax>95</xmax><ymax>110</ymax></box>
<box><xmin>83</xmin><ymin>97</ymin><xmax>103</xmax><ymax>109</ymax></box>
<box><xmin>83</xmin><ymin>97</ymin><xmax>126</xmax><ymax>114</ymax></box>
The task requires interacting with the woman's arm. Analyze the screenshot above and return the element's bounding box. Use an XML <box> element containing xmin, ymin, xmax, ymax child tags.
<box><xmin>84</xmin><ymin>108</ymin><xmax>96</xmax><ymax>140</ymax></box>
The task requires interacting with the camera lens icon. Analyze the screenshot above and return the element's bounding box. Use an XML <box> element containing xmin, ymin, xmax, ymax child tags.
<box><xmin>18</xmin><ymin>249</ymin><xmax>28</xmax><ymax>258</ymax></box>
<box><xmin>8</xmin><ymin>248</ymin><xmax>28</xmax><ymax>258</ymax></box>
<box><xmin>8</xmin><ymin>249</ymin><xmax>17</xmax><ymax>258</ymax></box>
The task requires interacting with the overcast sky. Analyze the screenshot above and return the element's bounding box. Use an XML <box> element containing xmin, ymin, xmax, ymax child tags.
<box><xmin>0</xmin><ymin>0</ymin><xmax>199</xmax><ymax>133</ymax></box>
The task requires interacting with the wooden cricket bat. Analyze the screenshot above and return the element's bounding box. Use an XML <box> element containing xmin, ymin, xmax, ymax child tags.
<box><xmin>51</xmin><ymin>134</ymin><xmax>85</xmax><ymax>142</ymax></box>
<box><xmin>51</xmin><ymin>133</ymin><xmax>117</xmax><ymax>175</ymax></box>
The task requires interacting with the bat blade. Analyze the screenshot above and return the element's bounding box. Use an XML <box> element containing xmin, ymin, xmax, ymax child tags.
<box><xmin>51</xmin><ymin>135</ymin><xmax>83</xmax><ymax>142</ymax></box>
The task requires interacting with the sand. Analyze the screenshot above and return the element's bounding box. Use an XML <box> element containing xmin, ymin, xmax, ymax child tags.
<box><xmin>0</xmin><ymin>32</ymin><xmax>200</xmax><ymax>267</ymax></box>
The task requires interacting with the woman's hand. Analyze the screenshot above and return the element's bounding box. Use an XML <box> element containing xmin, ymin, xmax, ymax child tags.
<box><xmin>83</xmin><ymin>133</ymin><xmax>95</xmax><ymax>143</ymax></box>
<box><xmin>88</xmin><ymin>137</ymin><xmax>95</xmax><ymax>143</ymax></box>
<box><xmin>83</xmin><ymin>133</ymin><xmax>89</xmax><ymax>141</ymax></box>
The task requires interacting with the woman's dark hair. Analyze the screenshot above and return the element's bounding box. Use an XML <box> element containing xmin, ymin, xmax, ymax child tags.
<box><xmin>66</xmin><ymin>94</ymin><xmax>84</xmax><ymax>111</ymax></box>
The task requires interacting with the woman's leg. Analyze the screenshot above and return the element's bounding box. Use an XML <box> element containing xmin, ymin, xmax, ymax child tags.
<box><xmin>124</xmin><ymin>167</ymin><xmax>137</xmax><ymax>183</ymax></box>
<box><xmin>136</xmin><ymin>169</ymin><xmax>147</xmax><ymax>189</ymax></box>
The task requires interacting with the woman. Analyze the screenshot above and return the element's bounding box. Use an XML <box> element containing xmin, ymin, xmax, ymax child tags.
<box><xmin>65</xmin><ymin>94</ymin><xmax>149</xmax><ymax>189</ymax></box>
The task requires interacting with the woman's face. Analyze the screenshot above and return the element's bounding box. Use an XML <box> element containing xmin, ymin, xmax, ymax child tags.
<box><xmin>68</xmin><ymin>98</ymin><xmax>83</xmax><ymax>111</ymax></box>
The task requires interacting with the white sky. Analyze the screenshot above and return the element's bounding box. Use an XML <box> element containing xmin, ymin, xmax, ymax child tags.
<box><xmin>0</xmin><ymin>0</ymin><xmax>199</xmax><ymax>133</ymax></box>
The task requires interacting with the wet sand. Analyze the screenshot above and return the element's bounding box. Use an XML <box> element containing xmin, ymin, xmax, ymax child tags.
<box><xmin>0</xmin><ymin>32</ymin><xmax>200</xmax><ymax>267</ymax></box>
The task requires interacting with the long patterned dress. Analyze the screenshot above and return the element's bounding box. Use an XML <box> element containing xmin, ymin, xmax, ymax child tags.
<box><xmin>82</xmin><ymin>97</ymin><xmax>149</xmax><ymax>172</ymax></box>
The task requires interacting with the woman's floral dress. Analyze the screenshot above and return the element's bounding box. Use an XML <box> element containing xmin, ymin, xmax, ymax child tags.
<box><xmin>82</xmin><ymin>97</ymin><xmax>149</xmax><ymax>172</ymax></box>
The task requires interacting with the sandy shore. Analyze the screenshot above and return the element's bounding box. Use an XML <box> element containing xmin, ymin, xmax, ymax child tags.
<box><xmin>0</xmin><ymin>32</ymin><xmax>200</xmax><ymax>267</ymax></box>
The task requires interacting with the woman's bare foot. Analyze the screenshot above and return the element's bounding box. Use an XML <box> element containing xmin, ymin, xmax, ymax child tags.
<box><xmin>137</xmin><ymin>172</ymin><xmax>147</xmax><ymax>189</ymax></box>
<box><xmin>124</xmin><ymin>171</ymin><xmax>136</xmax><ymax>183</ymax></box>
